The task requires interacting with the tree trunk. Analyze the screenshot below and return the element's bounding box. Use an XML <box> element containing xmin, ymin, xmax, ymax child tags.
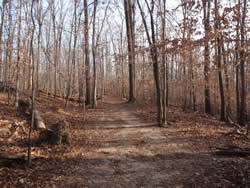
<box><xmin>84</xmin><ymin>0</ymin><xmax>91</xmax><ymax>105</ymax></box>
<box><xmin>15</xmin><ymin>0</ymin><xmax>22</xmax><ymax>107</ymax></box>
<box><xmin>0</xmin><ymin>0</ymin><xmax>7</xmax><ymax>81</ymax></box>
<box><xmin>52</xmin><ymin>1</ymin><xmax>57</xmax><ymax>97</ymax></box>
<box><xmin>221</xmin><ymin>33</ymin><xmax>231</xmax><ymax>123</ymax></box>
<box><xmin>215</xmin><ymin>0</ymin><xmax>225</xmax><ymax>121</ymax></box>
<box><xmin>235</xmin><ymin>18</ymin><xmax>240</xmax><ymax>123</ymax></box>
<box><xmin>124</xmin><ymin>0</ymin><xmax>136</xmax><ymax>103</ymax></box>
<box><xmin>36</xmin><ymin>1</ymin><xmax>43</xmax><ymax>94</ymax></box>
<box><xmin>92</xmin><ymin>0</ymin><xmax>98</xmax><ymax>107</ymax></box>
<box><xmin>28</xmin><ymin>0</ymin><xmax>36</xmax><ymax>166</ymax></box>
<box><xmin>64</xmin><ymin>22</ymin><xmax>73</xmax><ymax>107</ymax></box>
<box><xmin>202</xmin><ymin>0</ymin><xmax>212</xmax><ymax>114</ymax></box>
<box><xmin>160</xmin><ymin>0</ymin><xmax>167</xmax><ymax>126</ymax></box>
<box><xmin>238</xmin><ymin>0</ymin><xmax>247</xmax><ymax>126</ymax></box>
<box><xmin>6</xmin><ymin>1</ymin><xmax>14</xmax><ymax>105</ymax></box>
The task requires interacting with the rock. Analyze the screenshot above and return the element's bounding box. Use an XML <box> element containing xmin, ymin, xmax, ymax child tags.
<box><xmin>38</xmin><ymin>129</ymin><xmax>55</xmax><ymax>145</ymax></box>
<box><xmin>38</xmin><ymin>120</ymin><xmax>71</xmax><ymax>145</ymax></box>
<box><xmin>18</xmin><ymin>98</ymin><xmax>32</xmax><ymax>115</ymax></box>
<box><xmin>51</xmin><ymin>120</ymin><xmax>71</xmax><ymax>145</ymax></box>
<box><xmin>33</xmin><ymin>109</ymin><xmax>46</xmax><ymax>130</ymax></box>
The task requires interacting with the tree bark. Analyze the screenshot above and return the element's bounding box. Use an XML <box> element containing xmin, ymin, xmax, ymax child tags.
<box><xmin>92</xmin><ymin>0</ymin><xmax>98</xmax><ymax>107</ymax></box>
<box><xmin>160</xmin><ymin>0</ymin><xmax>167</xmax><ymax>126</ymax></box>
<box><xmin>15</xmin><ymin>0</ymin><xmax>22</xmax><ymax>107</ymax></box>
<box><xmin>28</xmin><ymin>0</ymin><xmax>36</xmax><ymax>166</ymax></box>
<box><xmin>84</xmin><ymin>0</ymin><xmax>91</xmax><ymax>105</ymax></box>
<box><xmin>238</xmin><ymin>0</ymin><xmax>247</xmax><ymax>126</ymax></box>
<box><xmin>202</xmin><ymin>0</ymin><xmax>212</xmax><ymax>114</ymax></box>
<box><xmin>215</xmin><ymin>0</ymin><xmax>225</xmax><ymax>121</ymax></box>
<box><xmin>0</xmin><ymin>0</ymin><xmax>7</xmax><ymax>81</ymax></box>
<box><xmin>124</xmin><ymin>0</ymin><xmax>136</xmax><ymax>102</ymax></box>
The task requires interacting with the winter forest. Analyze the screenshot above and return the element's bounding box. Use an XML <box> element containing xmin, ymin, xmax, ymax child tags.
<box><xmin>0</xmin><ymin>0</ymin><xmax>249</xmax><ymax>187</ymax></box>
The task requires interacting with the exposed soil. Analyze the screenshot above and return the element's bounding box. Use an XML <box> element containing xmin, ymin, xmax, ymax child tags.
<box><xmin>0</xmin><ymin>93</ymin><xmax>249</xmax><ymax>187</ymax></box>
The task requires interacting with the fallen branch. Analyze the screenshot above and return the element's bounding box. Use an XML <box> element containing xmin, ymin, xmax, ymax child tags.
<box><xmin>226</xmin><ymin>119</ymin><xmax>249</xmax><ymax>138</ymax></box>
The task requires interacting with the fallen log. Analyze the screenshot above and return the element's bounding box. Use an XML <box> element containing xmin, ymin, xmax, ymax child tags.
<box><xmin>214</xmin><ymin>145</ymin><xmax>250</xmax><ymax>158</ymax></box>
<box><xmin>0</xmin><ymin>152</ymin><xmax>26</xmax><ymax>167</ymax></box>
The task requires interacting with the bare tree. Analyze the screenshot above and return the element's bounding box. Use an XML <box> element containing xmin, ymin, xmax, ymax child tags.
<box><xmin>202</xmin><ymin>0</ymin><xmax>211</xmax><ymax>114</ymax></box>
<box><xmin>124</xmin><ymin>0</ymin><xmax>136</xmax><ymax>102</ymax></box>
<box><xmin>27</xmin><ymin>0</ymin><xmax>36</xmax><ymax>166</ymax></box>
<box><xmin>238</xmin><ymin>0</ymin><xmax>247</xmax><ymax>126</ymax></box>
<box><xmin>0</xmin><ymin>0</ymin><xmax>7</xmax><ymax>81</ymax></box>
<box><xmin>84</xmin><ymin>0</ymin><xmax>91</xmax><ymax>105</ymax></box>
<box><xmin>159</xmin><ymin>0</ymin><xmax>168</xmax><ymax>125</ymax></box>
<box><xmin>214</xmin><ymin>0</ymin><xmax>225</xmax><ymax>121</ymax></box>
<box><xmin>91</xmin><ymin>0</ymin><xmax>98</xmax><ymax>107</ymax></box>
<box><xmin>15</xmin><ymin>0</ymin><xmax>22</xmax><ymax>107</ymax></box>
<box><xmin>137</xmin><ymin>0</ymin><xmax>165</xmax><ymax>127</ymax></box>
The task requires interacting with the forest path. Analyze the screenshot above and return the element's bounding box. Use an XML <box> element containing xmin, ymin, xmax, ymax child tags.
<box><xmin>81</xmin><ymin>97</ymin><xmax>170</xmax><ymax>187</ymax></box>
<box><xmin>62</xmin><ymin>96</ymin><xmax>248</xmax><ymax>187</ymax></box>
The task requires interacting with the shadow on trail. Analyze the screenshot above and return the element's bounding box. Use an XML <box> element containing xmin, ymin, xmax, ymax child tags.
<box><xmin>18</xmin><ymin>151</ymin><xmax>249</xmax><ymax>187</ymax></box>
<box><xmin>84</xmin><ymin>120</ymin><xmax>156</xmax><ymax>130</ymax></box>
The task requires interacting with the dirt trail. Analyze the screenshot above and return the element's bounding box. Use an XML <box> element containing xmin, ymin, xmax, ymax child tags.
<box><xmin>65</xmin><ymin>97</ymin><xmax>249</xmax><ymax>187</ymax></box>
<box><xmin>81</xmin><ymin>97</ymin><xmax>174</xmax><ymax>187</ymax></box>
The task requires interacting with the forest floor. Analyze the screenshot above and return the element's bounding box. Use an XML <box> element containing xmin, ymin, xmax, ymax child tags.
<box><xmin>0</xmin><ymin>92</ymin><xmax>249</xmax><ymax>187</ymax></box>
